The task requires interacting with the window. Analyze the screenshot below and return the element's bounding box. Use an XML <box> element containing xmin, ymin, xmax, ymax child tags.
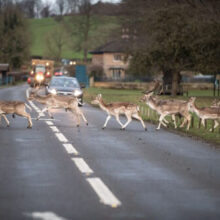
<box><xmin>113</xmin><ymin>54</ymin><xmax>122</xmax><ymax>61</ymax></box>
<box><xmin>112</xmin><ymin>69</ymin><xmax>121</xmax><ymax>80</ymax></box>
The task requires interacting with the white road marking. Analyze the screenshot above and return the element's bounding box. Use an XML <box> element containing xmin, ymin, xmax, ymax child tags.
<box><xmin>87</xmin><ymin>177</ymin><xmax>121</xmax><ymax>208</ymax></box>
<box><xmin>55</xmin><ymin>133</ymin><xmax>68</xmax><ymax>143</ymax></box>
<box><xmin>71</xmin><ymin>158</ymin><xmax>93</xmax><ymax>175</ymax></box>
<box><xmin>63</xmin><ymin>144</ymin><xmax>79</xmax><ymax>155</ymax></box>
<box><xmin>50</xmin><ymin>126</ymin><xmax>60</xmax><ymax>133</ymax></box>
<box><xmin>26</xmin><ymin>89</ymin><xmax>122</xmax><ymax>208</ymax></box>
<box><xmin>45</xmin><ymin>121</ymin><xmax>54</xmax><ymax>125</ymax></box>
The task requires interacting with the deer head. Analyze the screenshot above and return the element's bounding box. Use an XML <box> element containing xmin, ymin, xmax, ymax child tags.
<box><xmin>91</xmin><ymin>94</ymin><xmax>102</xmax><ymax>105</ymax></box>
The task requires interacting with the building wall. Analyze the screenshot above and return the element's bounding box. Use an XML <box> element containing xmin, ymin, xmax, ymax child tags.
<box><xmin>103</xmin><ymin>53</ymin><xmax>128</xmax><ymax>79</ymax></box>
<box><xmin>91</xmin><ymin>53</ymin><xmax>129</xmax><ymax>79</ymax></box>
<box><xmin>92</xmin><ymin>54</ymin><xmax>103</xmax><ymax>66</ymax></box>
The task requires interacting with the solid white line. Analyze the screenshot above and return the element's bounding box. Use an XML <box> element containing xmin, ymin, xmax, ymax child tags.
<box><xmin>87</xmin><ymin>177</ymin><xmax>121</xmax><ymax>207</ymax></box>
<box><xmin>71</xmin><ymin>158</ymin><xmax>93</xmax><ymax>175</ymax></box>
<box><xmin>50</xmin><ymin>126</ymin><xmax>60</xmax><ymax>133</ymax></box>
<box><xmin>63</xmin><ymin>144</ymin><xmax>79</xmax><ymax>155</ymax></box>
<box><xmin>45</xmin><ymin>121</ymin><xmax>54</xmax><ymax>125</ymax></box>
<box><xmin>55</xmin><ymin>133</ymin><xmax>68</xmax><ymax>143</ymax></box>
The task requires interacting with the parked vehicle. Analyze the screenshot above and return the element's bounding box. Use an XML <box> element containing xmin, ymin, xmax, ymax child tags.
<box><xmin>46</xmin><ymin>76</ymin><xmax>83</xmax><ymax>105</ymax></box>
<box><xmin>54</xmin><ymin>66</ymin><xmax>69</xmax><ymax>76</ymax></box>
<box><xmin>27</xmin><ymin>59</ymin><xmax>54</xmax><ymax>87</ymax></box>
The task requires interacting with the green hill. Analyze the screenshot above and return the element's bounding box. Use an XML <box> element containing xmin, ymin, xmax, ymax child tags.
<box><xmin>28</xmin><ymin>16</ymin><xmax>119</xmax><ymax>60</ymax></box>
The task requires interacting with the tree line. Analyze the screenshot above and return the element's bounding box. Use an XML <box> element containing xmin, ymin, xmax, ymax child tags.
<box><xmin>1</xmin><ymin>0</ymin><xmax>219</xmax><ymax>96</ymax></box>
<box><xmin>120</xmin><ymin>0</ymin><xmax>220</xmax><ymax>95</ymax></box>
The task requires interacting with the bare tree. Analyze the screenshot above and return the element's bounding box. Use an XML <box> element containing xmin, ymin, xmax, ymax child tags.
<box><xmin>45</xmin><ymin>26</ymin><xmax>67</xmax><ymax>61</ymax></box>
<box><xmin>66</xmin><ymin>0</ymin><xmax>80</xmax><ymax>14</ymax></box>
<box><xmin>41</xmin><ymin>2</ymin><xmax>50</xmax><ymax>18</ymax></box>
<box><xmin>56</xmin><ymin>0</ymin><xmax>66</xmax><ymax>16</ymax></box>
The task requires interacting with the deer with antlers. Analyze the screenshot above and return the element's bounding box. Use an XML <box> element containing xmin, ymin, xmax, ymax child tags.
<box><xmin>141</xmin><ymin>92</ymin><xmax>191</xmax><ymax>130</ymax></box>
<box><xmin>188</xmin><ymin>97</ymin><xmax>220</xmax><ymax>131</ymax></box>
<box><xmin>91</xmin><ymin>94</ymin><xmax>147</xmax><ymax>130</ymax></box>
<box><xmin>0</xmin><ymin>100</ymin><xmax>33</xmax><ymax>128</ymax></box>
<box><xmin>28</xmin><ymin>91</ymin><xmax>88</xmax><ymax>127</ymax></box>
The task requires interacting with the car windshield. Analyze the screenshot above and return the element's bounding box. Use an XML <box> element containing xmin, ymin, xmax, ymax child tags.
<box><xmin>35</xmin><ymin>66</ymin><xmax>46</xmax><ymax>73</ymax></box>
<box><xmin>50</xmin><ymin>78</ymin><xmax>80</xmax><ymax>88</ymax></box>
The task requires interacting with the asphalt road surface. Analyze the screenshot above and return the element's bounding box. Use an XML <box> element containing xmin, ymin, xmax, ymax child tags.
<box><xmin>0</xmin><ymin>84</ymin><xmax>220</xmax><ymax>220</ymax></box>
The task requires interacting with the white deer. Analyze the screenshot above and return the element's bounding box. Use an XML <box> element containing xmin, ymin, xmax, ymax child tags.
<box><xmin>91</xmin><ymin>94</ymin><xmax>147</xmax><ymax>130</ymax></box>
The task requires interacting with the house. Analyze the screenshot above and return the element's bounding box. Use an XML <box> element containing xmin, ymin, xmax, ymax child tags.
<box><xmin>89</xmin><ymin>39</ymin><xmax>129</xmax><ymax>80</ymax></box>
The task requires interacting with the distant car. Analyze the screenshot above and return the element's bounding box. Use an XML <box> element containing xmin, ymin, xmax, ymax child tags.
<box><xmin>46</xmin><ymin>76</ymin><xmax>83</xmax><ymax>105</ymax></box>
<box><xmin>54</xmin><ymin>66</ymin><xmax>69</xmax><ymax>76</ymax></box>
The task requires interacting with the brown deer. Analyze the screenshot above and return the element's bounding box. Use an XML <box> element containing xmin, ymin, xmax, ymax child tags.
<box><xmin>91</xmin><ymin>94</ymin><xmax>147</xmax><ymax>130</ymax></box>
<box><xmin>141</xmin><ymin>92</ymin><xmax>191</xmax><ymax>130</ymax></box>
<box><xmin>188</xmin><ymin>97</ymin><xmax>220</xmax><ymax>131</ymax></box>
<box><xmin>211</xmin><ymin>99</ymin><xmax>220</xmax><ymax>108</ymax></box>
<box><xmin>28</xmin><ymin>92</ymin><xmax>88</xmax><ymax>127</ymax></box>
<box><xmin>0</xmin><ymin>101</ymin><xmax>32</xmax><ymax>128</ymax></box>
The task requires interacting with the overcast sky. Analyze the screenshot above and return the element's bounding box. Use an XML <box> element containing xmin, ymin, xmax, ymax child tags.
<box><xmin>45</xmin><ymin>0</ymin><xmax>121</xmax><ymax>4</ymax></box>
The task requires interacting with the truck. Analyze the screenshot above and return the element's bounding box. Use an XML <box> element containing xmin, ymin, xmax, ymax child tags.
<box><xmin>27</xmin><ymin>59</ymin><xmax>54</xmax><ymax>87</ymax></box>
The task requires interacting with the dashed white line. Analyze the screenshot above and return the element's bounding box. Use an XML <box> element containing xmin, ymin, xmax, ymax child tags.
<box><xmin>71</xmin><ymin>158</ymin><xmax>93</xmax><ymax>175</ymax></box>
<box><xmin>55</xmin><ymin>133</ymin><xmax>68</xmax><ymax>143</ymax></box>
<box><xmin>63</xmin><ymin>144</ymin><xmax>79</xmax><ymax>155</ymax></box>
<box><xmin>50</xmin><ymin>126</ymin><xmax>60</xmax><ymax>133</ymax></box>
<box><xmin>26</xmin><ymin>88</ymin><xmax>122</xmax><ymax>208</ymax></box>
<box><xmin>46</xmin><ymin>121</ymin><xmax>54</xmax><ymax>126</ymax></box>
<box><xmin>87</xmin><ymin>177</ymin><xmax>121</xmax><ymax>208</ymax></box>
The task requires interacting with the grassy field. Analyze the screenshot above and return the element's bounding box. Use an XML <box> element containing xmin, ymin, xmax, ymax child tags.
<box><xmin>28</xmin><ymin>16</ymin><xmax>119</xmax><ymax>59</ymax></box>
<box><xmin>84</xmin><ymin>87</ymin><xmax>220</xmax><ymax>145</ymax></box>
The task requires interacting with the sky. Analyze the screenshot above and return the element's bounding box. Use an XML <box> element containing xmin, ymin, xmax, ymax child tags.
<box><xmin>46</xmin><ymin>0</ymin><xmax>121</xmax><ymax>3</ymax></box>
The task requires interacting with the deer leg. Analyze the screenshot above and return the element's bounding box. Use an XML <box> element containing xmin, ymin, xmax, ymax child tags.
<box><xmin>163</xmin><ymin>118</ymin><xmax>169</xmax><ymax>124</ymax></box>
<box><xmin>157</xmin><ymin>114</ymin><xmax>167</xmax><ymax>130</ymax></box>
<box><xmin>201</xmin><ymin>118</ymin><xmax>206</xmax><ymax>127</ymax></box>
<box><xmin>122</xmin><ymin>114</ymin><xmax>132</xmax><ymax>130</ymax></box>
<box><xmin>1</xmin><ymin>114</ymin><xmax>10</xmax><ymax>127</ymax></box>
<box><xmin>47</xmin><ymin>108</ymin><xmax>54</xmax><ymax>119</ymax></box>
<box><xmin>210</xmin><ymin>120</ymin><xmax>219</xmax><ymax>131</ymax></box>
<box><xmin>103</xmin><ymin>115</ymin><xmax>111</xmax><ymax>129</ymax></box>
<box><xmin>115</xmin><ymin>114</ymin><xmax>124</xmax><ymax>128</ymax></box>
<box><xmin>132</xmin><ymin>113</ymin><xmax>147</xmax><ymax>131</ymax></box>
<box><xmin>18</xmin><ymin>112</ymin><xmax>33</xmax><ymax>128</ymax></box>
<box><xmin>79</xmin><ymin>111</ymin><xmax>88</xmax><ymax>126</ymax></box>
<box><xmin>171</xmin><ymin>114</ymin><xmax>177</xmax><ymax>128</ymax></box>
<box><xmin>70</xmin><ymin>109</ymin><xmax>80</xmax><ymax>127</ymax></box>
<box><xmin>186</xmin><ymin>115</ymin><xmax>191</xmax><ymax>130</ymax></box>
<box><xmin>37</xmin><ymin>107</ymin><xmax>47</xmax><ymax>120</ymax></box>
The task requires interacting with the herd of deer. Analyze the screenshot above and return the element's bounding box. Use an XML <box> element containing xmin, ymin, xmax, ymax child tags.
<box><xmin>0</xmin><ymin>88</ymin><xmax>220</xmax><ymax>132</ymax></box>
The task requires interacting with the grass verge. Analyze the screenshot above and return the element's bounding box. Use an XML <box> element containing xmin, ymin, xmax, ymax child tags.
<box><xmin>84</xmin><ymin>87</ymin><xmax>220</xmax><ymax>146</ymax></box>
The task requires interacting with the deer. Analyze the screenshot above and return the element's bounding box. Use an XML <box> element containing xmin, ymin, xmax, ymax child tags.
<box><xmin>188</xmin><ymin>97</ymin><xmax>220</xmax><ymax>131</ymax></box>
<box><xmin>211</xmin><ymin>99</ymin><xmax>220</xmax><ymax>108</ymax></box>
<box><xmin>91</xmin><ymin>94</ymin><xmax>147</xmax><ymax>131</ymax></box>
<box><xmin>28</xmin><ymin>91</ymin><xmax>88</xmax><ymax>127</ymax></box>
<box><xmin>0</xmin><ymin>100</ymin><xmax>33</xmax><ymax>128</ymax></box>
<box><xmin>141</xmin><ymin>92</ymin><xmax>191</xmax><ymax>130</ymax></box>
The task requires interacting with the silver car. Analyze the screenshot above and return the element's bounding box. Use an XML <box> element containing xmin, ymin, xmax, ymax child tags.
<box><xmin>46</xmin><ymin>76</ymin><xmax>83</xmax><ymax>105</ymax></box>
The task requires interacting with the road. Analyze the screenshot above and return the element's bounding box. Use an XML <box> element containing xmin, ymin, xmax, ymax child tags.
<box><xmin>0</xmin><ymin>84</ymin><xmax>220</xmax><ymax>220</ymax></box>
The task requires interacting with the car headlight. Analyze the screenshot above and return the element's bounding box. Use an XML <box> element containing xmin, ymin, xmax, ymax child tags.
<box><xmin>35</xmin><ymin>74</ymin><xmax>44</xmax><ymax>81</ymax></box>
<box><xmin>48</xmin><ymin>88</ymin><xmax>57</xmax><ymax>95</ymax></box>
<box><xmin>73</xmin><ymin>89</ymin><xmax>82</xmax><ymax>97</ymax></box>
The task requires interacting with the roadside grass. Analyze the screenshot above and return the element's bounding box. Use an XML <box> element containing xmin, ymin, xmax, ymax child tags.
<box><xmin>84</xmin><ymin>87</ymin><xmax>220</xmax><ymax>145</ymax></box>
